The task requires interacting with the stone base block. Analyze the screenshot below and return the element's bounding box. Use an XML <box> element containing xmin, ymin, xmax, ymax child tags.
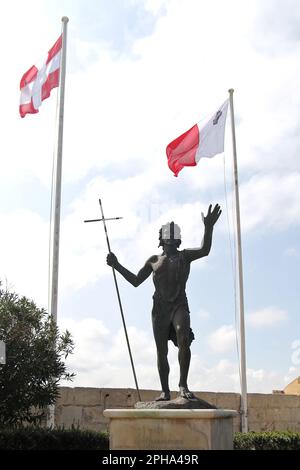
<box><xmin>103</xmin><ymin>409</ymin><xmax>238</xmax><ymax>450</ymax></box>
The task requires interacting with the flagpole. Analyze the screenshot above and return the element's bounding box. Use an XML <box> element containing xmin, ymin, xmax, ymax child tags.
<box><xmin>228</xmin><ymin>88</ymin><xmax>248</xmax><ymax>433</ymax></box>
<box><xmin>48</xmin><ymin>16</ymin><xmax>69</xmax><ymax>427</ymax></box>
<box><xmin>49</xmin><ymin>16</ymin><xmax>69</xmax><ymax>324</ymax></box>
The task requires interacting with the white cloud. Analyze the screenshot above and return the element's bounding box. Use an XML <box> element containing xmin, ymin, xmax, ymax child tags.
<box><xmin>0</xmin><ymin>0</ymin><xmax>299</xmax><ymax>397</ymax></box>
<box><xmin>192</xmin><ymin>359</ymin><xmax>288</xmax><ymax>394</ymax></box>
<box><xmin>59</xmin><ymin>316</ymin><xmax>290</xmax><ymax>393</ymax></box>
<box><xmin>0</xmin><ymin>209</ymin><xmax>49</xmax><ymax>307</ymax></box>
<box><xmin>291</xmin><ymin>339</ymin><xmax>300</xmax><ymax>366</ymax></box>
<box><xmin>246</xmin><ymin>307</ymin><xmax>288</xmax><ymax>329</ymax></box>
<box><xmin>239</xmin><ymin>173</ymin><xmax>300</xmax><ymax>233</ymax></box>
<box><xmin>207</xmin><ymin>325</ymin><xmax>236</xmax><ymax>354</ymax></box>
<box><xmin>143</xmin><ymin>0</ymin><xmax>168</xmax><ymax>15</ymax></box>
<box><xmin>1</xmin><ymin>0</ymin><xmax>300</xmax><ymax>301</ymax></box>
<box><xmin>246</xmin><ymin>368</ymin><xmax>287</xmax><ymax>393</ymax></box>
<box><xmin>56</xmin><ymin>173</ymin><xmax>216</xmax><ymax>292</ymax></box>
<box><xmin>191</xmin><ymin>359</ymin><xmax>291</xmax><ymax>394</ymax></box>
<box><xmin>190</xmin><ymin>358</ymin><xmax>240</xmax><ymax>392</ymax></box>
<box><xmin>284</xmin><ymin>366</ymin><xmax>300</xmax><ymax>387</ymax></box>
<box><xmin>59</xmin><ymin>317</ymin><xmax>173</xmax><ymax>390</ymax></box>
<box><xmin>284</xmin><ymin>247</ymin><xmax>298</xmax><ymax>257</ymax></box>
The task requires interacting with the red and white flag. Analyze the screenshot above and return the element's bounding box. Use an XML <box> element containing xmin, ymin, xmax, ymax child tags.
<box><xmin>166</xmin><ymin>99</ymin><xmax>229</xmax><ymax>176</ymax></box>
<box><xmin>19</xmin><ymin>35</ymin><xmax>62</xmax><ymax>118</ymax></box>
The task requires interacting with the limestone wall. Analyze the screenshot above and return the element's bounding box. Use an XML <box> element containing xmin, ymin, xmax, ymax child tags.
<box><xmin>55</xmin><ymin>387</ymin><xmax>300</xmax><ymax>433</ymax></box>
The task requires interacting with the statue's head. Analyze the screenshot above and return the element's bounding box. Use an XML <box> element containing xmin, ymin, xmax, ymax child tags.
<box><xmin>158</xmin><ymin>221</ymin><xmax>181</xmax><ymax>248</ymax></box>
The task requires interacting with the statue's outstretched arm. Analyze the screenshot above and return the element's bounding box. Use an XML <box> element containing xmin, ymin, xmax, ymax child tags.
<box><xmin>106</xmin><ymin>253</ymin><xmax>152</xmax><ymax>287</ymax></box>
<box><xmin>185</xmin><ymin>204</ymin><xmax>222</xmax><ymax>262</ymax></box>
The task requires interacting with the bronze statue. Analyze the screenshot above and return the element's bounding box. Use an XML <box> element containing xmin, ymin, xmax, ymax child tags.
<box><xmin>107</xmin><ymin>203</ymin><xmax>221</xmax><ymax>401</ymax></box>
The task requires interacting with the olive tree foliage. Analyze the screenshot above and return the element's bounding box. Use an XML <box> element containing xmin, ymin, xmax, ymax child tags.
<box><xmin>0</xmin><ymin>285</ymin><xmax>75</xmax><ymax>426</ymax></box>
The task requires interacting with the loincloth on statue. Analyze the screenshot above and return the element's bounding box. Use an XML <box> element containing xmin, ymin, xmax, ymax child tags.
<box><xmin>152</xmin><ymin>294</ymin><xmax>195</xmax><ymax>347</ymax></box>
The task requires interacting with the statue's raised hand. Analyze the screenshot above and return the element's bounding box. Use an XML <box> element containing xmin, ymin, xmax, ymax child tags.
<box><xmin>202</xmin><ymin>204</ymin><xmax>222</xmax><ymax>228</ymax></box>
<box><xmin>106</xmin><ymin>252</ymin><xmax>119</xmax><ymax>268</ymax></box>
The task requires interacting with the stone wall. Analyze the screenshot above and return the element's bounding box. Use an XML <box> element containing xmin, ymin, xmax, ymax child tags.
<box><xmin>55</xmin><ymin>387</ymin><xmax>300</xmax><ymax>433</ymax></box>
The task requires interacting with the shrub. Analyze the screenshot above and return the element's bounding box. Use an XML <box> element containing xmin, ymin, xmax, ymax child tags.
<box><xmin>0</xmin><ymin>286</ymin><xmax>74</xmax><ymax>426</ymax></box>
<box><xmin>234</xmin><ymin>431</ymin><xmax>300</xmax><ymax>450</ymax></box>
<box><xmin>0</xmin><ymin>427</ymin><xmax>109</xmax><ymax>450</ymax></box>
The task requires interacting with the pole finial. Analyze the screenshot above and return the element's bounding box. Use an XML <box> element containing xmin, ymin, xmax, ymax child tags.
<box><xmin>61</xmin><ymin>16</ymin><xmax>69</xmax><ymax>23</ymax></box>
<box><xmin>228</xmin><ymin>88</ymin><xmax>234</xmax><ymax>94</ymax></box>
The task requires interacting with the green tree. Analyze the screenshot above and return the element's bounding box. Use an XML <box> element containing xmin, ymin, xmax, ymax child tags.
<box><xmin>0</xmin><ymin>285</ymin><xmax>74</xmax><ymax>426</ymax></box>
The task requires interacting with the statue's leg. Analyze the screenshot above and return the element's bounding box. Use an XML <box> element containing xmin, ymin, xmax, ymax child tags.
<box><xmin>152</xmin><ymin>313</ymin><xmax>171</xmax><ymax>401</ymax></box>
<box><xmin>173</xmin><ymin>307</ymin><xmax>195</xmax><ymax>399</ymax></box>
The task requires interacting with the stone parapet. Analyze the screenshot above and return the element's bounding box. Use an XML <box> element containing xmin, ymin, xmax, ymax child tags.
<box><xmin>55</xmin><ymin>387</ymin><xmax>300</xmax><ymax>433</ymax></box>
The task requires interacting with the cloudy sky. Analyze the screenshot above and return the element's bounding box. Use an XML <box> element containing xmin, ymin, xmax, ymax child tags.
<box><xmin>1</xmin><ymin>0</ymin><xmax>300</xmax><ymax>395</ymax></box>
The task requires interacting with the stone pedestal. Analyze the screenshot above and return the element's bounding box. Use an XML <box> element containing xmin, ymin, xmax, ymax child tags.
<box><xmin>103</xmin><ymin>409</ymin><xmax>238</xmax><ymax>450</ymax></box>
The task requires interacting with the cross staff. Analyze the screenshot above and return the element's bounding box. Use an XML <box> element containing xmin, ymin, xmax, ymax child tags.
<box><xmin>84</xmin><ymin>199</ymin><xmax>141</xmax><ymax>401</ymax></box>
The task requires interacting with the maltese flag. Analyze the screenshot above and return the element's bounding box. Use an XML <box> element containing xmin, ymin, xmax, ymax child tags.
<box><xmin>19</xmin><ymin>35</ymin><xmax>62</xmax><ymax>118</ymax></box>
<box><xmin>166</xmin><ymin>99</ymin><xmax>229</xmax><ymax>176</ymax></box>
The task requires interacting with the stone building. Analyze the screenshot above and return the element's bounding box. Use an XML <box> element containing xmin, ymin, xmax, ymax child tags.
<box><xmin>284</xmin><ymin>377</ymin><xmax>300</xmax><ymax>395</ymax></box>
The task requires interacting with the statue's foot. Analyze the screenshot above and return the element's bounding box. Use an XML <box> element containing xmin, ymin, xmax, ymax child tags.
<box><xmin>179</xmin><ymin>386</ymin><xmax>196</xmax><ymax>400</ymax></box>
<box><xmin>155</xmin><ymin>391</ymin><xmax>171</xmax><ymax>401</ymax></box>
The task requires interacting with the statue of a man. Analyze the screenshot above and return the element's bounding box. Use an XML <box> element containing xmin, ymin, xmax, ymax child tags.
<box><xmin>107</xmin><ymin>204</ymin><xmax>221</xmax><ymax>401</ymax></box>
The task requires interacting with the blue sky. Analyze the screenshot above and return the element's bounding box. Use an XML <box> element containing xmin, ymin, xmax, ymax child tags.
<box><xmin>0</xmin><ymin>0</ymin><xmax>300</xmax><ymax>394</ymax></box>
